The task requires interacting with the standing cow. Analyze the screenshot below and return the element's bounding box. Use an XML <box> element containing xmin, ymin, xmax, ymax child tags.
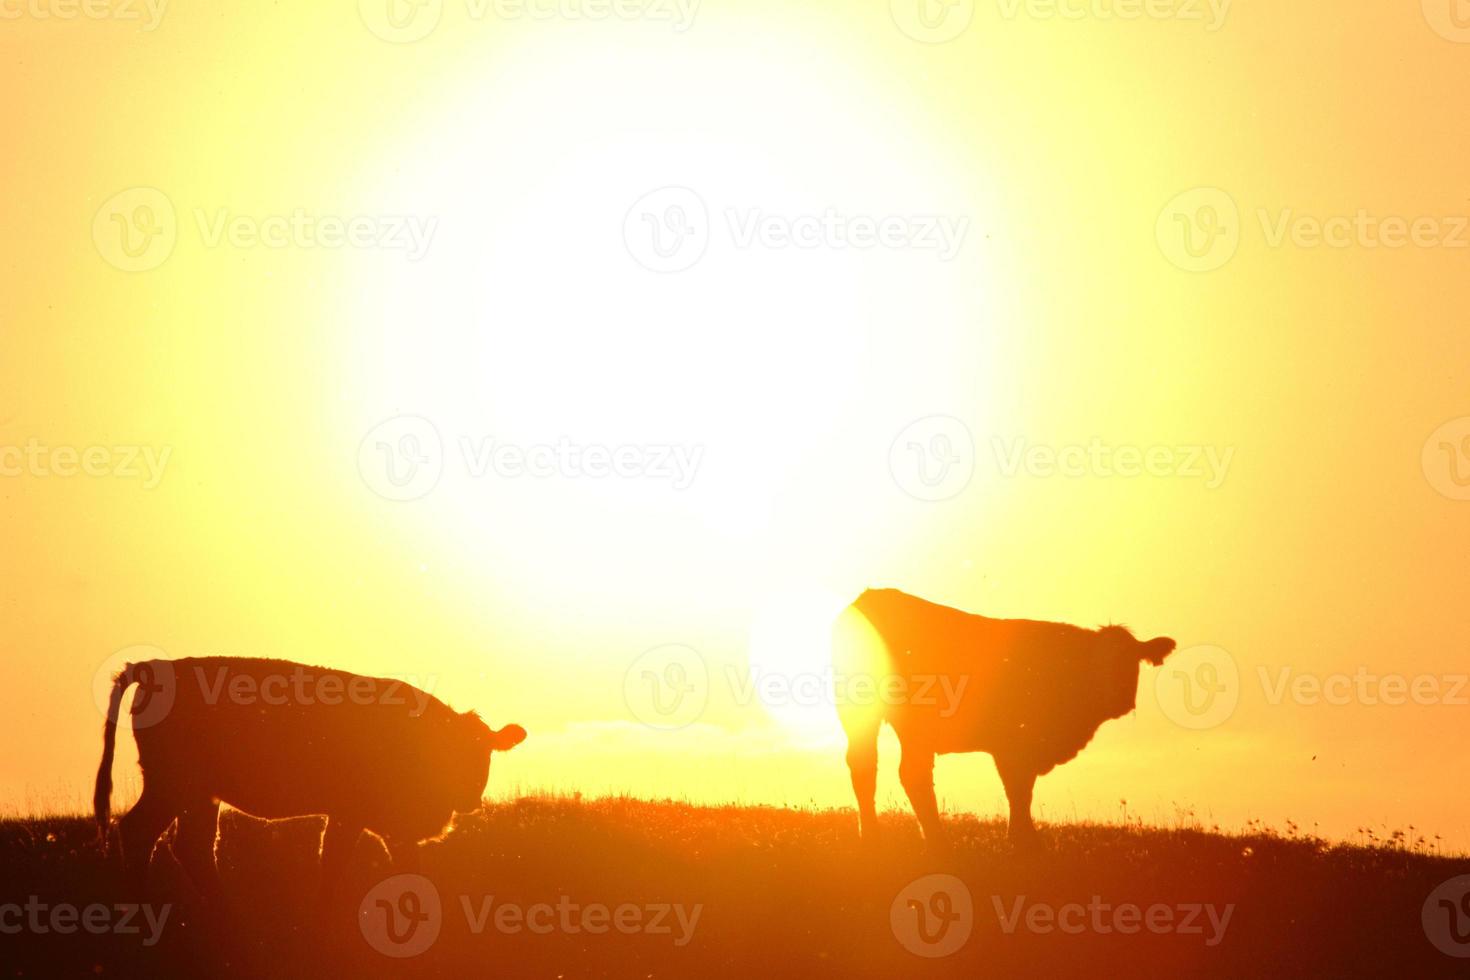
<box><xmin>833</xmin><ymin>588</ymin><xmax>1175</xmax><ymax>845</ymax></box>
<box><xmin>94</xmin><ymin>657</ymin><xmax>526</xmax><ymax>900</ymax></box>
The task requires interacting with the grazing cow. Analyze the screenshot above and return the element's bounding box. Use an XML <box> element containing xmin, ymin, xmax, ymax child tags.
<box><xmin>833</xmin><ymin>588</ymin><xmax>1175</xmax><ymax>845</ymax></box>
<box><xmin>94</xmin><ymin>657</ymin><xmax>526</xmax><ymax>900</ymax></box>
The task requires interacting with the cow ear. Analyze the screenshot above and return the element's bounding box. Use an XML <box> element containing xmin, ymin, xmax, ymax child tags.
<box><xmin>1140</xmin><ymin>637</ymin><xmax>1176</xmax><ymax>665</ymax></box>
<box><xmin>487</xmin><ymin>724</ymin><xmax>527</xmax><ymax>751</ymax></box>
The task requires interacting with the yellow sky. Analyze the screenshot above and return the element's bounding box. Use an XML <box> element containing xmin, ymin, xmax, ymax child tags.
<box><xmin>3</xmin><ymin>0</ymin><xmax>1469</xmax><ymax>849</ymax></box>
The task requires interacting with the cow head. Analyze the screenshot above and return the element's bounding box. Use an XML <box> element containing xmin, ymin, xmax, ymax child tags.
<box><xmin>451</xmin><ymin>711</ymin><xmax>527</xmax><ymax>813</ymax></box>
<box><xmin>1094</xmin><ymin>625</ymin><xmax>1176</xmax><ymax>718</ymax></box>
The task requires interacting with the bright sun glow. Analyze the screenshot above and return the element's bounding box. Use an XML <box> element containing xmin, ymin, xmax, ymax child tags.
<box><xmin>344</xmin><ymin>30</ymin><xmax>993</xmax><ymax>615</ymax></box>
<box><xmin>746</xmin><ymin>587</ymin><xmax>861</xmax><ymax>739</ymax></box>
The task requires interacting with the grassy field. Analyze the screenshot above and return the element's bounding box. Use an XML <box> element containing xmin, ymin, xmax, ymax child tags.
<box><xmin>2</xmin><ymin>797</ymin><xmax>1467</xmax><ymax>978</ymax></box>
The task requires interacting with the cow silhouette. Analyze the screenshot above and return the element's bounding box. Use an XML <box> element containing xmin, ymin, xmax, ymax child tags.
<box><xmin>93</xmin><ymin>657</ymin><xmax>525</xmax><ymax>901</ymax></box>
<box><xmin>834</xmin><ymin>588</ymin><xmax>1175</xmax><ymax>845</ymax></box>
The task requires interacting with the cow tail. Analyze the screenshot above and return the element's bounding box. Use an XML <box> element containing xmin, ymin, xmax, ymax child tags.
<box><xmin>94</xmin><ymin>664</ymin><xmax>140</xmax><ymax>849</ymax></box>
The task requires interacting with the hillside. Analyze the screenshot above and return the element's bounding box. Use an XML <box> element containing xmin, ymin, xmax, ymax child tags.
<box><xmin>2</xmin><ymin>798</ymin><xmax>1466</xmax><ymax>978</ymax></box>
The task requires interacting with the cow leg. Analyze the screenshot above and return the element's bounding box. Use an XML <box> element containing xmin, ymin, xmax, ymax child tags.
<box><xmin>841</xmin><ymin>715</ymin><xmax>882</xmax><ymax>839</ymax></box>
<box><xmin>118</xmin><ymin>785</ymin><xmax>178</xmax><ymax>894</ymax></box>
<box><xmin>995</xmin><ymin>757</ymin><xmax>1037</xmax><ymax>844</ymax></box>
<box><xmin>318</xmin><ymin>817</ymin><xmax>363</xmax><ymax>909</ymax></box>
<box><xmin>171</xmin><ymin>799</ymin><xmax>222</xmax><ymax>902</ymax></box>
<box><xmin>898</xmin><ymin>744</ymin><xmax>945</xmax><ymax>848</ymax></box>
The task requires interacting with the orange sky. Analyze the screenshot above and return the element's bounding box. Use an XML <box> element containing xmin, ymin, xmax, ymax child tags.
<box><xmin>2</xmin><ymin>1</ymin><xmax>1469</xmax><ymax>850</ymax></box>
